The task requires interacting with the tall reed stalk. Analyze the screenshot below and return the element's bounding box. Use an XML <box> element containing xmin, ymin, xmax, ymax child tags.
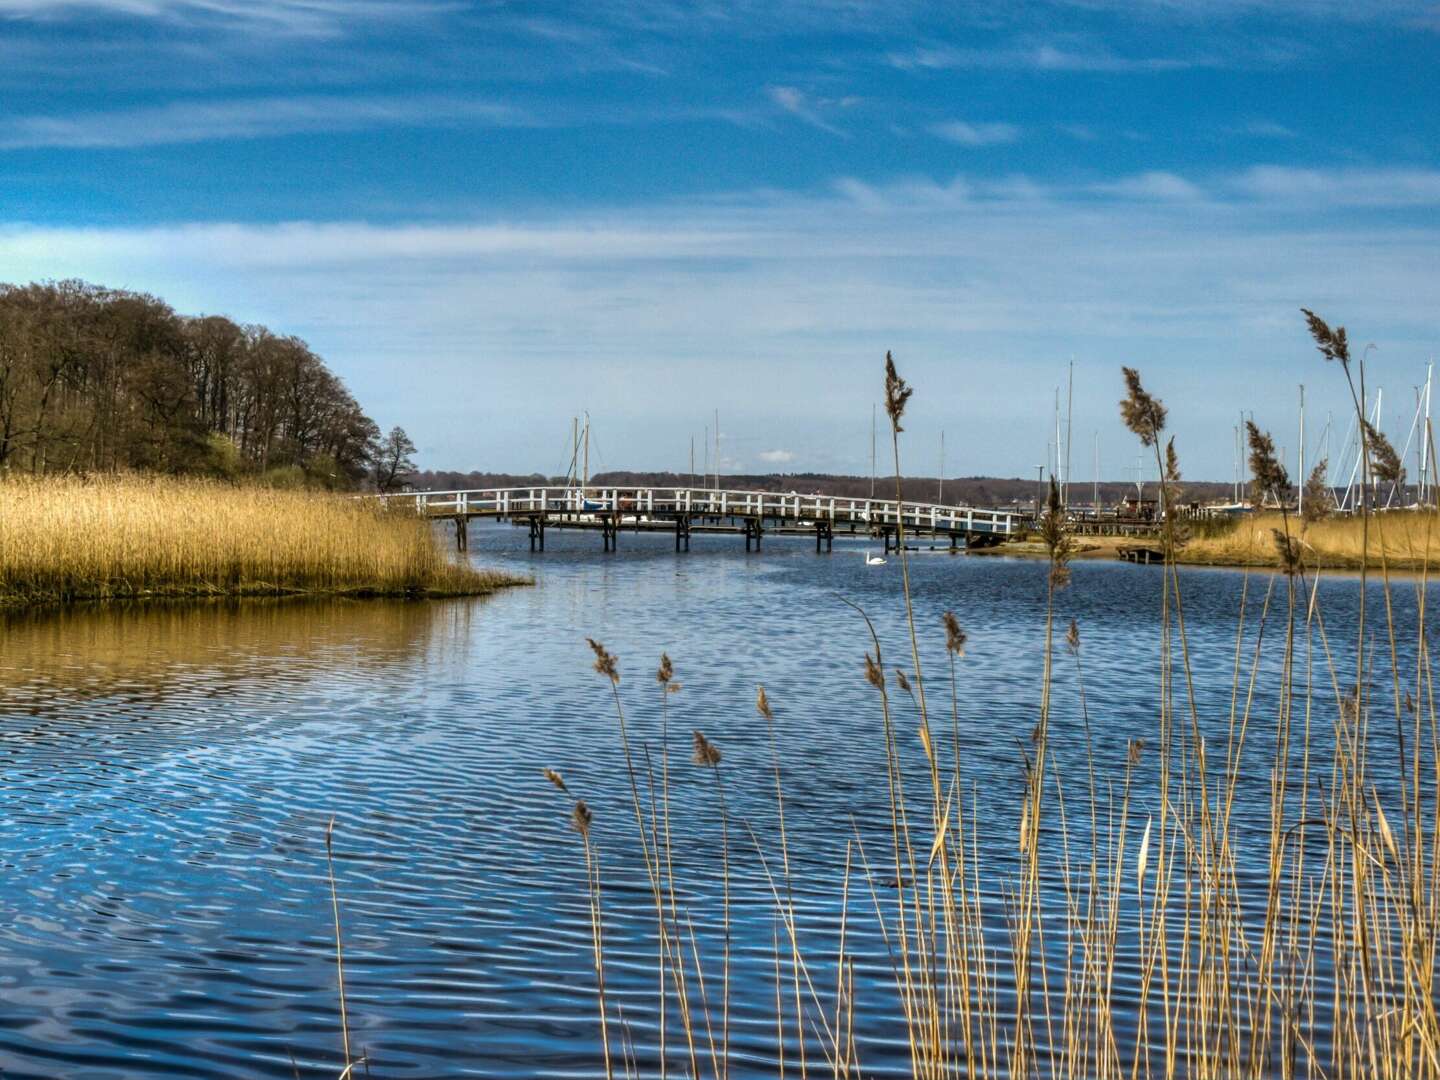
<box><xmin>556</xmin><ymin>326</ymin><xmax>1440</xmax><ymax>1080</ymax></box>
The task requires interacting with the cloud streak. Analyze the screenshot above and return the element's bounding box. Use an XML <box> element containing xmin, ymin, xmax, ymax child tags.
<box><xmin>0</xmin><ymin>93</ymin><xmax>532</xmax><ymax>149</ymax></box>
<box><xmin>930</xmin><ymin>119</ymin><xmax>1022</xmax><ymax>146</ymax></box>
<box><xmin>0</xmin><ymin>0</ymin><xmax>448</xmax><ymax>34</ymax></box>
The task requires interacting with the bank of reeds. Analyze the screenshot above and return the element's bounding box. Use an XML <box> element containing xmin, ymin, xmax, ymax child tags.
<box><xmin>1182</xmin><ymin>508</ymin><xmax>1440</xmax><ymax>570</ymax></box>
<box><xmin>550</xmin><ymin>320</ymin><xmax>1440</xmax><ymax>1079</ymax></box>
<box><xmin>0</xmin><ymin>474</ymin><xmax>523</xmax><ymax>605</ymax></box>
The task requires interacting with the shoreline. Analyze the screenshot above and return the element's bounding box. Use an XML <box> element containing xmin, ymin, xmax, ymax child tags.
<box><xmin>0</xmin><ymin>574</ymin><xmax>531</xmax><ymax>610</ymax></box>
<box><xmin>968</xmin><ymin>533</ymin><xmax>1440</xmax><ymax>573</ymax></box>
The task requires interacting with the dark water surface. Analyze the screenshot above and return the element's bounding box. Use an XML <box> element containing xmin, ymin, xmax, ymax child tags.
<box><xmin>0</xmin><ymin>523</ymin><xmax>1430</xmax><ymax>1077</ymax></box>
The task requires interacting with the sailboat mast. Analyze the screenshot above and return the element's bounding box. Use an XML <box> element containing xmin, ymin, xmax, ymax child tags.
<box><xmin>1093</xmin><ymin>431</ymin><xmax>1099</xmax><ymax>515</ymax></box>
<box><xmin>1065</xmin><ymin>358</ymin><xmax>1074</xmax><ymax>510</ymax></box>
<box><xmin>938</xmin><ymin>430</ymin><xmax>944</xmax><ymax>504</ymax></box>
<box><xmin>871</xmin><ymin>403</ymin><xmax>877</xmax><ymax>499</ymax></box>
<box><xmin>1423</xmin><ymin>362</ymin><xmax>1433</xmax><ymax>505</ymax></box>
<box><xmin>1298</xmin><ymin>384</ymin><xmax>1305</xmax><ymax>518</ymax></box>
<box><xmin>582</xmin><ymin>412</ymin><xmax>589</xmax><ymax>492</ymax></box>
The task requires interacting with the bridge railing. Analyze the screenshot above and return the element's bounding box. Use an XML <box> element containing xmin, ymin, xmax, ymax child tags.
<box><xmin>380</xmin><ymin>487</ymin><xmax>1021</xmax><ymax>535</ymax></box>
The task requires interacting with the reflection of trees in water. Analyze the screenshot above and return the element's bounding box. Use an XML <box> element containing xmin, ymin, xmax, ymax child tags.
<box><xmin>0</xmin><ymin>597</ymin><xmax>485</xmax><ymax>701</ymax></box>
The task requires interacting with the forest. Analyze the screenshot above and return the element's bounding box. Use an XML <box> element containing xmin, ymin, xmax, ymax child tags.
<box><xmin>0</xmin><ymin>279</ymin><xmax>406</xmax><ymax>488</ymax></box>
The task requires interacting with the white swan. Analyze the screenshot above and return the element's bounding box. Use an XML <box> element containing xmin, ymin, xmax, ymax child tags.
<box><xmin>865</xmin><ymin>551</ymin><xmax>887</xmax><ymax>566</ymax></box>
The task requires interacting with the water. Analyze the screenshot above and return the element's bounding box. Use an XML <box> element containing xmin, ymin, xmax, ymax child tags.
<box><xmin>0</xmin><ymin>521</ymin><xmax>1430</xmax><ymax>1077</ymax></box>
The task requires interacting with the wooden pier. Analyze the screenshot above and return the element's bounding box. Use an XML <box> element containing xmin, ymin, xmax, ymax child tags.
<box><xmin>380</xmin><ymin>486</ymin><xmax>1024</xmax><ymax>553</ymax></box>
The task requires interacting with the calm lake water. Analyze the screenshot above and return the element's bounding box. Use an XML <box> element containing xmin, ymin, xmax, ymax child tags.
<box><xmin>0</xmin><ymin>521</ymin><xmax>1430</xmax><ymax>1077</ymax></box>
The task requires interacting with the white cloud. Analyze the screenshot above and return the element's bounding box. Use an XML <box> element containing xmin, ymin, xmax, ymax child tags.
<box><xmin>0</xmin><ymin>0</ymin><xmax>445</xmax><ymax>34</ymax></box>
<box><xmin>0</xmin><ymin>164</ymin><xmax>1435</xmax><ymax>477</ymax></box>
<box><xmin>759</xmin><ymin>449</ymin><xmax>796</xmax><ymax>464</ymax></box>
<box><xmin>1092</xmin><ymin>170</ymin><xmax>1205</xmax><ymax>201</ymax></box>
<box><xmin>1228</xmin><ymin>165</ymin><xmax>1440</xmax><ymax>206</ymax></box>
<box><xmin>0</xmin><ymin>94</ymin><xmax>529</xmax><ymax>149</ymax></box>
<box><xmin>766</xmin><ymin>85</ymin><xmax>846</xmax><ymax>136</ymax></box>
<box><xmin>930</xmin><ymin>120</ymin><xmax>1021</xmax><ymax>146</ymax></box>
<box><xmin>891</xmin><ymin>42</ymin><xmax>1203</xmax><ymax>73</ymax></box>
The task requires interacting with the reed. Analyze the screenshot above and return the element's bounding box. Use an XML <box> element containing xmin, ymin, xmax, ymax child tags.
<box><xmin>1182</xmin><ymin>509</ymin><xmax>1440</xmax><ymax>569</ymax></box>
<box><xmin>557</xmin><ymin>326</ymin><xmax>1440</xmax><ymax>1079</ymax></box>
<box><xmin>0</xmin><ymin>473</ymin><xmax>524</xmax><ymax>605</ymax></box>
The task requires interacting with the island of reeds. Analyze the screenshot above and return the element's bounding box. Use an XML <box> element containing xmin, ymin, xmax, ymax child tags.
<box><xmin>0</xmin><ymin>475</ymin><xmax>524</xmax><ymax>610</ymax></box>
<box><xmin>0</xmin><ymin>474</ymin><xmax>523</xmax><ymax>606</ymax></box>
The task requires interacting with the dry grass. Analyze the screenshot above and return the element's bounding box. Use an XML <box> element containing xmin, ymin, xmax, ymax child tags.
<box><xmin>1182</xmin><ymin>509</ymin><xmax>1440</xmax><ymax>569</ymax></box>
<box><xmin>0</xmin><ymin>473</ymin><xmax>524</xmax><ymax>605</ymax></box>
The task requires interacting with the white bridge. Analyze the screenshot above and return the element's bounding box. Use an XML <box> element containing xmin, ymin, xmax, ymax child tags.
<box><xmin>383</xmin><ymin>486</ymin><xmax>1024</xmax><ymax>553</ymax></box>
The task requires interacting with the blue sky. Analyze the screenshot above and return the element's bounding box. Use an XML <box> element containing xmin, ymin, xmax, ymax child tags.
<box><xmin>0</xmin><ymin>1</ymin><xmax>1437</xmax><ymax>482</ymax></box>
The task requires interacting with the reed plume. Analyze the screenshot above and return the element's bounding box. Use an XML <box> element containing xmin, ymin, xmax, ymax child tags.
<box><xmin>1119</xmin><ymin>366</ymin><xmax>1167</xmax><ymax>446</ymax></box>
<box><xmin>942</xmin><ymin>611</ymin><xmax>966</xmax><ymax>657</ymax></box>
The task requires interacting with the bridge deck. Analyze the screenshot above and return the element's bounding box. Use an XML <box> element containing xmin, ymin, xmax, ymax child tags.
<box><xmin>387</xmin><ymin>486</ymin><xmax>1023</xmax><ymax>537</ymax></box>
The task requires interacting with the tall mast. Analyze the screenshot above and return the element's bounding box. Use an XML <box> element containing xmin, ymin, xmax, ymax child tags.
<box><xmin>1423</xmin><ymin>362</ymin><xmax>1433</xmax><ymax>504</ymax></box>
<box><xmin>582</xmin><ymin>412</ymin><xmax>589</xmax><ymax>492</ymax></box>
<box><xmin>938</xmin><ymin>429</ymin><xmax>944</xmax><ymax>504</ymax></box>
<box><xmin>870</xmin><ymin>403</ymin><xmax>876</xmax><ymax>499</ymax></box>
<box><xmin>1065</xmin><ymin>358</ymin><xmax>1074</xmax><ymax>510</ymax></box>
<box><xmin>1054</xmin><ymin>386</ymin><xmax>1062</xmax><ymax>503</ymax></box>
<box><xmin>714</xmin><ymin>408</ymin><xmax>720</xmax><ymax>490</ymax></box>
<box><xmin>690</xmin><ymin>436</ymin><xmax>695</xmax><ymax>489</ymax></box>
<box><xmin>1298</xmin><ymin>384</ymin><xmax>1305</xmax><ymax>518</ymax></box>
<box><xmin>1093</xmin><ymin>430</ymin><xmax>1099</xmax><ymax>514</ymax></box>
<box><xmin>571</xmin><ymin>416</ymin><xmax>579</xmax><ymax>488</ymax></box>
<box><xmin>703</xmin><ymin>425</ymin><xmax>709</xmax><ymax>490</ymax></box>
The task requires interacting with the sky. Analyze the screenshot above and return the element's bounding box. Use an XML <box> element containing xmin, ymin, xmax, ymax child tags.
<box><xmin>0</xmin><ymin>1</ymin><xmax>1437</xmax><ymax>482</ymax></box>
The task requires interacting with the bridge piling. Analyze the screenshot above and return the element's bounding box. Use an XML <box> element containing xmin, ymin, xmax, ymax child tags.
<box><xmin>816</xmin><ymin>520</ymin><xmax>832</xmax><ymax>553</ymax></box>
<box><xmin>675</xmin><ymin>516</ymin><xmax>691</xmax><ymax>552</ymax></box>
<box><xmin>528</xmin><ymin>516</ymin><xmax>545</xmax><ymax>552</ymax></box>
<box><xmin>454</xmin><ymin>517</ymin><xmax>469</xmax><ymax>552</ymax></box>
<box><xmin>602</xmin><ymin>515</ymin><xmax>618</xmax><ymax>552</ymax></box>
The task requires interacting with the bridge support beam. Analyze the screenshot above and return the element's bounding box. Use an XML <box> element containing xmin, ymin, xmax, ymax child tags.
<box><xmin>602</xmin><ymin>515</ymin><xmax>618</xmax><ymax>552</ymax></box>
<box><xmin>528</xmin><ymin>516</ymin><xmax>545</xmax><ymax>552</ymax></box>
<box><xmin>744</xmin><ymin>518</ymin><xmax>762</xmax><ymax>552</ymax></box>
<box><xmin>675</xmin><ymin>516</ymin><xmax>691</xmax><ymax>552</ymax></box>
<box><xmin>815</xmin><ymin>520</ymin><xmax>833</xmax><ymax>553</ymax></box>
<box><xmin>454</xmin><ymin>517</ymin><xmax>469</xmax><ymax>552</ymax></box>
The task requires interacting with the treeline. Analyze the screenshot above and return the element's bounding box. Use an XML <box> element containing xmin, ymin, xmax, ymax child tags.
<box><xmin>0</xmin><ymin>280</ymin><xmax>411</xmax><ymax>488</ymax></box>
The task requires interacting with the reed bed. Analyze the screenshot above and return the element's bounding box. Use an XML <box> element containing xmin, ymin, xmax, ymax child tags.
<box><xmin>1182</xmin><ymin>509</ymin><xmax>1440</xmax><ymax>570</ymax></box>
<box><xmin>0</xmin><ymin>473</ymin><xmax>522</xmax><ymax>605</ymax></box>
<box><xmin>547</xmin><ymin>324</ymin><xmax>1440</xmax><ymax>1079</ymax></box>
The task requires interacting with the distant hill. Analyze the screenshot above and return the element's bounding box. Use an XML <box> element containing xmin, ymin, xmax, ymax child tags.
<box><xmin>409</xmin><ymin>468</ymin><xmax>1236</xmax><ymax>509</ymax></box>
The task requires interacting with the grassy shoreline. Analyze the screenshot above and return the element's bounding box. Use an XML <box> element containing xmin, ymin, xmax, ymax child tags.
<box><xmin>973</xmin><ymin>509</ymin><xmax>1440</xmax><ymax>570</ymax></box>
<box><xmin>0</xmin><ymin>475</ymin><xmax>528</xmax><ymax>607</ymax></box>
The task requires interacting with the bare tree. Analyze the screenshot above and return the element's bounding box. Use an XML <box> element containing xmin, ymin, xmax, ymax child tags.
<box><xmin>372</xmin><ymin>426</ymin><xmax>417</xmax><ymax>492</ymax></box>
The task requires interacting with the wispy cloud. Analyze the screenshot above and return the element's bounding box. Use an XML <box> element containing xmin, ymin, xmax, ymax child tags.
<box><xmin>766</xmin><ymin>85</ymin><xmax>850</xmax><ymax>136</ymax></box>
<box><xmin>3</xmin><ymin>162</ymin><xmax>1432</xmax><ymax>476</ymax></box>
<box><xmin>0</xmin><ymin>0</ymin><xmax>448</xmax><ymax>35</ymax></box>
<box><xmin>930</xmin><ymin>119</ymin><xmax>1022</xmax><ymax>146</ymax></box>
<box><xmin>758</xmin><ymin>448</ymin><xmax>796</xmax><ymax>464</ymax></box>
<box><xmin>0</xmin><ymin>94</ymin><xmax>531</xmax><ymax>149</ymax></box>
<box><xmin>1228</xmin><ymin>165</ymin><xmax>1440</xmax><ymax>206</ymax></box>
<box><xmin>890</xmin><ymin>41</ymin><xmax>1204</xmax><ymax>73</ymax></box>
<box><xmin>1092</xmin><ymin>170</ymin><xmax>1205</xmax><ymax>201</ymax></box>
<box><xmin>1232</xmin><ymin>119</ymin><xmax>1297</xmax><ymax>138</ymax></box>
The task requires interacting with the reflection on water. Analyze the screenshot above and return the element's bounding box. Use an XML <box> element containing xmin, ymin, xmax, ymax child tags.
<box><xmin>1</xmin><ymin>598</ymin><xmax>456</xmax><ymax>701</ymax></box>
<box><xmin>0</xmin><ymin>521</ymin><xmax>1431</xmax><ymax>1077</ymax></box>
